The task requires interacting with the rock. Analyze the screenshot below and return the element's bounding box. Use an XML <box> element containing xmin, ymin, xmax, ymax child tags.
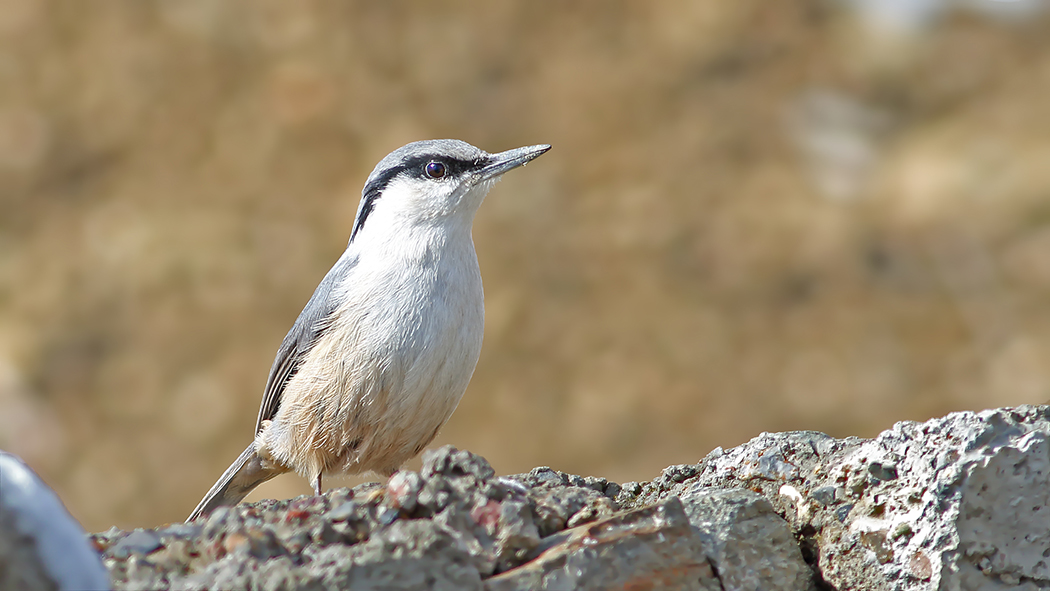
<box><xmin>181</xmin><ymin>519</ymin><xmax>485</xmax><ymax>591</ymax></box>
<box><xmin>88</xmin><ymin>407</ymin><xmax>1050</xmax><ymax>590</ymax></box>
<box><xmin>507</xmin><ymin>466</ymin><xmax>618</xmax><ymax>536</ymax></box>
<box><xmin>343</xmin><ymin>519</ymin><xmax>484</xmax><ymax>589</ymax></box>
<box><xmin>634</xmin><ymin>405</ymin><xmax>1050</xmax><ymax>591</ymax></box>
<box><xmin>109</xmin><ymin>529</ymin><xmax>163</xmax><ymax>559</ymax></box>
<box><xmin>93</xmin><ymin>445</ymin><xmax>557</xmax><ymax>589</ymax></box>
<box><xmin>484</xmin><ymin>497</ymin><xmax>719</xmax><ymax>591</ymax></box>
<box><xmin>0</xmin><ymin>450</ymin><xmax>112</xmax><ymax>591</ymax></box>
<box><xmin>812</xmin><ymin>407</ymin><xmax>1050</xmax><ymax>590</ymax></box>
<box><xmin>421</xmin><ymin>446</ymin><xmax>496</xmax><ymax>482</ymax></box>
<box><xmin>678</xmin><ymin>487</ymin><xmax>815</xmax><ymax>591</ymax></box>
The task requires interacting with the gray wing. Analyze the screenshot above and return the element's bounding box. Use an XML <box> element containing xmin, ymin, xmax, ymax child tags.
<box><xmin>254</xmin><ymin>251</ymin><xmax>358</xmax><ymax>433</ymax></box>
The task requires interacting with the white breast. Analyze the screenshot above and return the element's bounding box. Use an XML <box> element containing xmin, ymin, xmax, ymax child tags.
<box><xmin>258</xmin><ymin>221</ymin><xmax>485</xmax><ymax>480</ymax></box>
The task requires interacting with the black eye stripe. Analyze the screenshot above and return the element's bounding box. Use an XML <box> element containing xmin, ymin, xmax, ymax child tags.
<box><xmin>401</xmin><ymin>155</ymin><xmax>479</xmax><ymax>180</ymax></box>
<box><xmin>350</xmin><ymin>154</ymin><xmax>490</xmax><ymax>242</ymax></box>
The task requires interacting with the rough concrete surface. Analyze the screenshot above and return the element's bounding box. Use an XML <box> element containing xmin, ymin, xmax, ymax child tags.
<box><xmin>82</xmin><ymin>406</ymin><xmax>1050</xmax><ymax>590</ymax></box>
<box><xmin>484</xmin><ymin>498</ymin><xmax>720</xmax><ymax>591</ymax></box>
<box><xmin>625</xmin><ymin>404</ymin><xmax>1050</xmax><ymax>590</ymax></box>
<box><xmin>677</xmin><ymin>487</ymin><xmax>814</xmax><ymax>591</ymax></box>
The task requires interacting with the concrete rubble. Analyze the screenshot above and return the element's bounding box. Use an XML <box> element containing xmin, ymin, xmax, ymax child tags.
<box><xmin>19</xmin><ymin>405</ymin><xmax>1047</xmax><ymax>589</ymax></box>
<box><xmin>624</xmin><ymin>404</ymin><xmax>1050</xmax><ymax>590</ymax></box>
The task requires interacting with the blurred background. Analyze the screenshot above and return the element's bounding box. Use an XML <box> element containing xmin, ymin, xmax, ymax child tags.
<box><xmin>2</xmin><ymin>0</ymin><xmax>1050</xmax><ymax>532</ymax></box>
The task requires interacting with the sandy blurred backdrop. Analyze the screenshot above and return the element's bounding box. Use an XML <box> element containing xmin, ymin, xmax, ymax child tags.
<box><xmin>2</xmin><ymin>0</ymin><xmax>1050</xmax><ymax>532</ymax></box>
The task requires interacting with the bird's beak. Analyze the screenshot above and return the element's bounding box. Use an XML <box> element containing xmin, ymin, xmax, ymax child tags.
<box><xmin>478</xmin><ymin>144</ymin><xmax>551</xmax><ymax>181</ymax></box>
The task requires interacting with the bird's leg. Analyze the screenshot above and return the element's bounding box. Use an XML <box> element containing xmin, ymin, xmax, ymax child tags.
<box><xmin>314</xmin><ymin>474</ymin><xmax>322</xmax><ymax>497</ymax></box>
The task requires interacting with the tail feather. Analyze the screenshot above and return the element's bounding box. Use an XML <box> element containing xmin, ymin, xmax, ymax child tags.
<box><xmin>187</xmin><ymin>443</ymin><xmax>282</xmax><ymax>522</ymax></box>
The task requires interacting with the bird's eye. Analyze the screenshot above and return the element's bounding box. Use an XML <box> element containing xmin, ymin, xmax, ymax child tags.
<box><xmin>424</xmin><ymin>161</ymin><xmax>446</xmax><ymax>179</ymax></box>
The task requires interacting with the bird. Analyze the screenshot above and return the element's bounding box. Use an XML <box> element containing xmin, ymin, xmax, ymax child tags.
<box><xmin>187</xmin><ymin>139</ymin><xmax>550</xmax><ymax>521</ymax></box>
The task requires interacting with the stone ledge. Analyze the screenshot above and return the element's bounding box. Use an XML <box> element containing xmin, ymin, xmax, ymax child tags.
<box><xmin>8</xmin><ymin>405</ymin><xmax>1049</xmax><ymax>590</ymax></box>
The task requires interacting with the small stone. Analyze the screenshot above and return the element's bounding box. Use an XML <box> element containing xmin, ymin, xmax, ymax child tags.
<box><xmin>524</xmin><ymin>467</ymin><xmax>564</xmax><ymax>487</ymax></box>
<box><xmin>582</xmin><ymin>475</ymin><xmax>611</xmax><ymax>493</ymax></box>
<box><xmin>110</xmin><ymin>529</ymin><xmax>164</xmax><ymax>559</ymax></box>
<box><xmin>835</xmin><ymin>503</ymin><xmax>854</xmax><ymax>522</ymax></box>
<box><xmin>386</xmin><ymin>471</ymin><xmax>424</xmax><ymax>513</ymax></box>
<box><xmin>868</xmin><ymin>462</ymin><xmax>898</xmax><ymax>481</ymax></box>
<box><xmin>327</xmin><ymin>501</ymin><xmax>359</xmax><ymax>522</ymax></box>
<box><xmin>661</xmin><ymin>464</ymin><xmax>699</xmax><ymax>484</ymax></box>
<box><xmin>376</xmin><ymin>506</ymin><xmax>399</xmax><ymax>526</ymax></box>
<box><xmin>420</xmin><ymin>445</ymin><xmax>495</xmax><ymax>481</ymax></box>
<box><xmin>810</xmin><ymin>486</ymin><xmax>838</xmax><ymax>506</ymax></box>
<box><xmin>565</xmin><ymin>474</ymin><xmax>587</xmax><ymax>488</ymax></box>
<box><xmin>158</xmin><ymin>523</ymin><xmax>202</xmax><ymax>540</ymax></box>
<box><xmin>753</xmin><ymin>450</ymin><xmax>800</xmax><ymax>481</ymax></box>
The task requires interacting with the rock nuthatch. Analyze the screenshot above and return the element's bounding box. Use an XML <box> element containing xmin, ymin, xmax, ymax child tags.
<box><xmin>188</xmin><ymin>139</ymin><xmax>550</xmax><ymax>521</ymax></box>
